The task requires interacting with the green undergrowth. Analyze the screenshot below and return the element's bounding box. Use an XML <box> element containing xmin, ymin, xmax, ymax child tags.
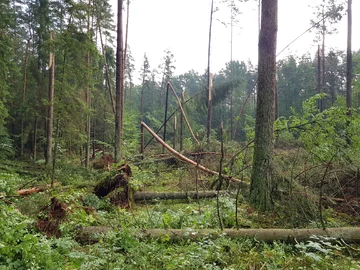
<box><xmin>1</xmin><ymin>155</ymin><xmax>360</xmax><ymax>269</ymax></box>
<box><xmin>67</xmin><ymin>230</ymin><xmax>360</xmax><ymax>270</ymax></box>
<box><xmin>1</xmin><ymin>199</ymin><xmax>360</xmax><ymax>270</ymax></box>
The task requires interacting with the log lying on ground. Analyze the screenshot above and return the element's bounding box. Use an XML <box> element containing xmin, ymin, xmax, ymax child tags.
<box><xmin>134</xmin><ymin>191</ymin><xmax>226</xmax><ymax>201</ymax></box>
<box><xmin>141</xmin><ymin>227</ymin><xmax>360</xmax><ymax>243</ymax></box>
<box><xmin>76</xmin><ymin>226</ymin><xmax>360</xmax><ymax>244</ymax></box>
<box><xmin>17</xmin><ymin>187</ymin><xmax>45</xmax><ymax>196</ymax></box>
<box><xmin>141</xmin><ymin>122</ymin><xmax>248</xmax><ymax>188</ymax></box>
<box><xmin>76</xmin><ymin>226</ymin><xmax>112</xmax><ymax>245</ymax></box>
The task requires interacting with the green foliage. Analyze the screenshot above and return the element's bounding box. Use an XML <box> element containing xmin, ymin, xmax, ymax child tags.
<box><xmin>0</xmin><ymin>172</ymin><xmax>23</xmax><ymax>195</ymax></box>
<box><xmin>63</xmin><ymin>230</ymin><xmax>360</xmax><ymax>269</ymax></box>
<box><xmin>0</xmin><ymin>202</ymin><xmax>78</xmax><ymax>269</ymax></box>
<box><xmin>52</xmin><ymin>157</ymin><xmax>100</xmax><ymax>186</ymax></box>
<box><xmin>244</xmin><ymin>114</ymin><xmax>255</xmax><ymax>142</ymax></box>
<box><xmin>277</xmin><ymin>55</ymin><xmax>317</xmax><ymax>116</ymax></box>
<box><xmin>276</xmin><ymin>94</ymin><xmax>360</xmax><ymax>163</ymax></box>
<box><xmin>123</xmin><ymin>109</ymin><xmax>141</xmax><ymax>158</ymax></box>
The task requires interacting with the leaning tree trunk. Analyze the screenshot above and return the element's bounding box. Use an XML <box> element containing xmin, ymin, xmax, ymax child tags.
<box><xmin>250</xmin><ymin>0</ymin><xmax>278</xmax><ymax>211</ymax></box>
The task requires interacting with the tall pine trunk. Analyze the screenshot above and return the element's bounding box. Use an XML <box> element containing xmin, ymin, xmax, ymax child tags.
<box><xmin>346</xmin><ymin>0</ymin><xmax>352</xmax><ymax>109</ymax></box>
<box><xmin>45</xmin><ymin>32</ymin><xmax>55</xmax><ymax>165</ymax></box>
<box><xmin>207</xmin><ymin>0</ymin><xmax>214</xmax><ymax>142</ymax></box>
<box><xmin>115</xmin><ymin>0</ymin><xmax>124</xmax><ymax>162</ymax></box>
<box><xmin>85</xmin><ymin>0</ymin><xmax>92</xmax><ymax>168</ymax></box>
<box><xmin>250</xmin><ymin>0</ymin><xmax>278</xmax><ymax>211</ymax></box>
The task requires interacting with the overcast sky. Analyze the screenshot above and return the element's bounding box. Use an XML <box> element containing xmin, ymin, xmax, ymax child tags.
<box><xmin>109</xmin><ymin>0</ymin><xmax>359</xmax><ymax>78</ymax></box>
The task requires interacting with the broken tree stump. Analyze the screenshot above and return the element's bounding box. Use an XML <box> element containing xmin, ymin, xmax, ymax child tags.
<box><xmin>94</xmin><ymin>164</ymin><xmax>133</xmax><ymax>207</ymax></box>
<box><xmin>36</xmin><ymin>197</ymin><xmax>67</xmax><ymax>237</ymax></box>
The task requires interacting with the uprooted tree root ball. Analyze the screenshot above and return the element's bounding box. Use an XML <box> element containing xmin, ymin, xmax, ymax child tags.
<box><xmin>36</xmin><ymin>197</ymin><xmax>67</xmax><ymax>237</ymax></box>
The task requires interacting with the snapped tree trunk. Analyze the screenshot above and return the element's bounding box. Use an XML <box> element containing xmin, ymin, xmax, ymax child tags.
<box><xmin>250</xmin><ymin>0</ymin><xmax>278</xmax><ymax>211</ymax></box>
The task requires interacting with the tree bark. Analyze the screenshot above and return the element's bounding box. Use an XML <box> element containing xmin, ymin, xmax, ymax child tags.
<box><xmin>85</xmin><ymin>0</ymin><xmax>92</xmax><ymax>168</ymax></box>
<box><xmin>45</xmin><ymin>32</ymin><xmax>55</xmax><ymax>165</ymax></box>
<box><xmin>115</xmin><ymin>0</ymin><xmax>124</xmax><ymax>162</ymax></box>
<box><xmin>21</xmin><ymin>39</ymin><xmax>30</xmax><ymax>156</ymax></box>
<box><xmin>207</xmin><ymin>0</ymin><xmax>214</xmax><ymax>142</ymax></box>
<box><xmin>123</xmin><ymin>0</ymin><xmax>130</xmax><ymax>104</ymax></box>
<box><xmin>346</xmin><ymin>0</ymin><xmax>352</xmax><ymax>109</ymax></box>
<box><xmin>250</xmin><ymin>0</ymin><xmax>277</xmax><ymax>211</ymax></box>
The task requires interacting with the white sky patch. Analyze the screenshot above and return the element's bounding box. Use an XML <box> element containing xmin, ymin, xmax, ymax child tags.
<box><xmin>110</xmin><ymin>0</ymin><xmax>360</xmax><ymax>81</ymax></box>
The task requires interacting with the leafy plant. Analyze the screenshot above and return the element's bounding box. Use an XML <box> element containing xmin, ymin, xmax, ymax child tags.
<box><xmin>0</xmin><ymin>202</ymin><xmax>77</xmax><ymax>269</ymax></box>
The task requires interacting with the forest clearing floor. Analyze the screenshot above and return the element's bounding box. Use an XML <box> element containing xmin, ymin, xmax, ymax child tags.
<box><xmin>1</xmin><ymin>155</ymin><xmax>360</xmax><ymax>269</ymax></box>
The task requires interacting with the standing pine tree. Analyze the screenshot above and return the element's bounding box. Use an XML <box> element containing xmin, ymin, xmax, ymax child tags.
<box><xmin>346</xmin><ymin>0</ymin><xmax>352</xmax><ymax>109</ymax></box>
<box><xmin>115</xmin><ymin>0</ymin><xmax>124</xmax><ymax>162</ymax></box>
<box><xmin>250</xmin><ymin>0</ymin><xmax>278</xmax><ymax>211</ymax></box>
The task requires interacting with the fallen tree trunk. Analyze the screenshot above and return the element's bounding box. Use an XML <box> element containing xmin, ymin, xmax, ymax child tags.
<box><xmin>134</xmin><ymin>191</ymin><xmax>226</xmax><ymax>201</ymax></box>
<box><xmin>76</xmin><ymin>226</ymin><xmax>360</xmax><ymax>244</ymax></box>
<box><xmin>17</xmin><ymin>187</ymin><xmax>45</xmax><ymax>196</ymax></box>
<box><xmin>141</xmin><ymin>121</ymin><xmax>248</xmax><ymax>187</ymax></box>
